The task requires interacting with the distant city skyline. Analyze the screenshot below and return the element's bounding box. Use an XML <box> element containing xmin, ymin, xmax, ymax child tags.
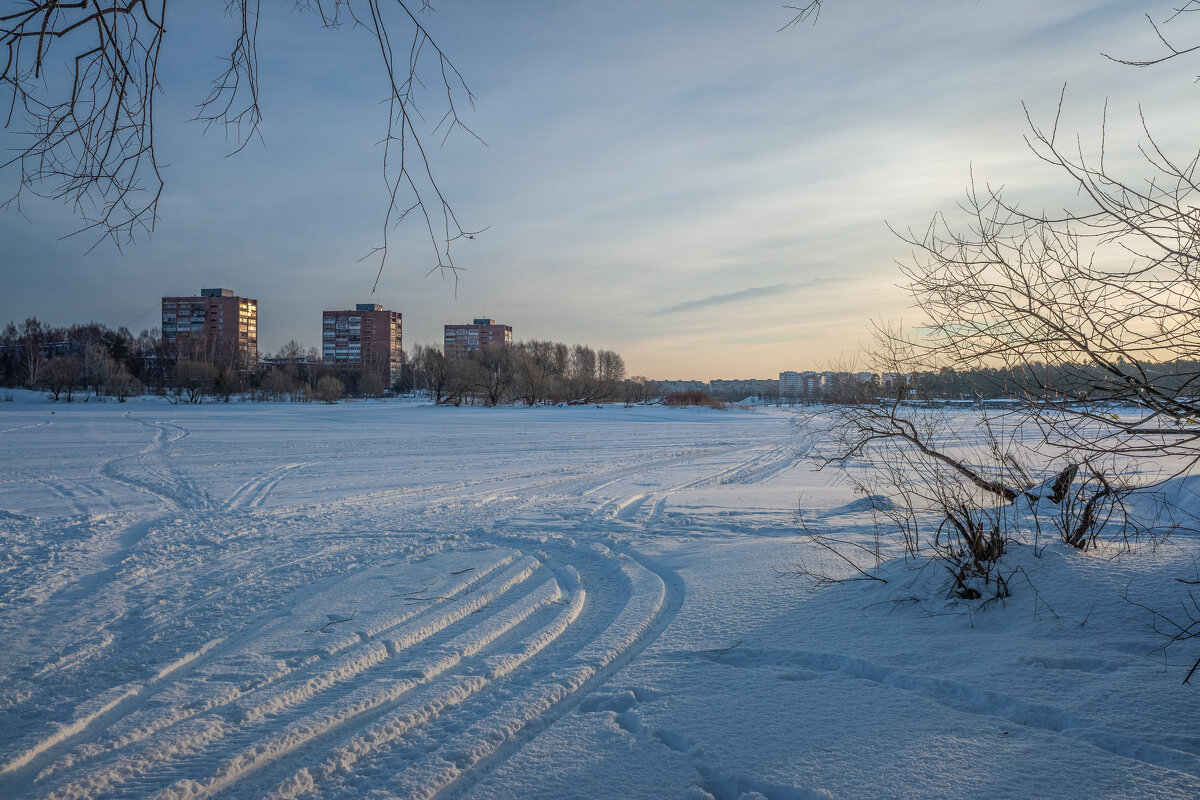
<box><xmin>2</xmin><ymin>1</ymin><xmax>1192</xmax><ymax>378</ymax></box>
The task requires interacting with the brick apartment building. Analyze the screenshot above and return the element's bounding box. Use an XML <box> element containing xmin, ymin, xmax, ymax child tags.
<box><xmin>161</xmin><ymin>288</ymin><xmax>257</xmax><ymax>369</ymax></box>
<box><xmin>322</xmin><ymin>303</ymin><xmax>404</xmax><ymax>383</ymax></box>
<box><xmin>444</xmin><ymin>318</ymin><xmax>512</xmax><ymax>360</ymax></box>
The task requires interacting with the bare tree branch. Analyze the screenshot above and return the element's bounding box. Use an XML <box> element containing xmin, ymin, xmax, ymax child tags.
<box><xmin>1</xmin><ymin>0</ymin><xmax>481</xmax><ymax>279</ymax></box>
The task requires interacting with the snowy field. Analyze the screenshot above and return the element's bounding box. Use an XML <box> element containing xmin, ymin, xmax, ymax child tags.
<box><xmin>1</xmin><ymin>393</ymin><xmax>1198</xmax><ymax>799</ymax></box>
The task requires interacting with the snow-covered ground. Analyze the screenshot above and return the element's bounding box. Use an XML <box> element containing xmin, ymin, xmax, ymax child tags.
<box><xmin>0</xmin><ymin>392</ymin><xmax>1197</xmax><ymax>799</ymax></box>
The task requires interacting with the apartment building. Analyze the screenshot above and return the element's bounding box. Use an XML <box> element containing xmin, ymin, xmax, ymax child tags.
<box><xmin>161</xmin><ymin>288</ymin><xmax>257</xmax><ymax>369</ymax></box>
<box><xmin>652</xmin><ymin>379</ymin><xmax>709</xmax><ymax>394</ymax></box>
<box><xmin>709</xmin><ymin>378</ymin><xmax>780</xmax><ymax>398</ymax></box>
<box><xmin>444</xmin><ymin>318</ymin><xmax>512</xmax><ymax>360</ymax></box>
<box><xmin>322</xmin><ymin>303</ymin><xmax>404</xmax><ymax>383</ymax></box>
<box><xmin>779</xmin><ymin>370</ymin><xmax>805</xmax><ymax>397</ymax></box>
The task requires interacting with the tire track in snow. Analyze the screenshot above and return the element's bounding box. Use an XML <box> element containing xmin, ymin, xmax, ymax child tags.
<box><xmin>275</xmin><ymin>445</ymin><xmax>738</xmax><ymax>521</ymax></box>
<box><xmin>5</xmin><ymin>412</ymin><xmax>792</xmax><ymax>800</ymax></box>
<box><xmin>122</xmin><ymin>560</ymin><xmax>551</xmax><ymax>800</ymax></box>
<box><xmin>40</xmin><ymin>479</ymin><xmax>107</xmax><ymax>518</ymax></box>
<box><xmin>1</xmin><ymin>638</ymin><xmax>225</xmax><ymax>779</ymax></box>
<box><xmin>20</xmin><ymin>553</ymin><xmax>571</xmax><ymax>799</ymax></box>
<box><xmin>99</xmin><ymin>416</ymin><xmax>205</xmax><ymax>511</ymax></box>
<box><xmin>595</xmin><ymin>445</ymin><xmax>788</xmax><ymax>530</ymax></box>
<box><xmin>0</xmin><ymin>418</ymin><xmax>51</xmax><ymax>434</ymax></box>
<box><xmin>19</xmin><ymin>554</ymin><xmax>525</xmax><ymax>797</ymax></box>
<box><xmin>19</xmin><ymin>538</ymin><xmax>683</xmax><ymax>800</ymax></box>
<box><xmin>224</xmin><ymin>462</ymin><xmax>316</xmax><ymax>512</ymax></box>
<box><xmin>211</xmin><ymin>574</ymin><xmax>575</xmax><ymax>800</ymax></box>
<box><xmin>405</xmin><ymin>545</ymin><xmax>685</xmax><ymax>800</ymax></box>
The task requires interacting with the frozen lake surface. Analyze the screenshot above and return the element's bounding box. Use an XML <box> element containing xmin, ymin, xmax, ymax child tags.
<box><xmin>1</xmin><ymin>394</ymin><xmax>1198</xmax><ymax>799</ymax></box>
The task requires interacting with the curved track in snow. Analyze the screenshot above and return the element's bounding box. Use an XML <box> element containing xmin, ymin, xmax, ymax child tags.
<box><xmin>0</xmin><ymin>407</ymin><xmax>774</xmax><ymax>800</ymax></box>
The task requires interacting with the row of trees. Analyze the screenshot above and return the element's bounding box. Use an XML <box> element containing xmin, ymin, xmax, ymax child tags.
<box><xmin>816</xmin><ymin>362</ymin><xmax>1200</xmax><ymax>405</ymax></box>
<box><xmin>1</xmin><ymin>320</ymin><xmax>649</xmax><ymax>407</ymax></box>
<box><xmin>412</xmin><ymin>341</ymin><xmax>637</xmax><ymax>406</ymax></box>
<box><xmin>1</xmin><ymin>318</ymin><xmax>155</xmax><ymax>400</ymax></box>
<box><xmin>0</xmin><ymin>320</ymin><xmax>394</xmax><ymax>403</ymax></box>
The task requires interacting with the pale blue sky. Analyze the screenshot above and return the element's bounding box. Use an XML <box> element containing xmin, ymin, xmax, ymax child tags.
<box><xmin>2</xmin><ymin>1</ymin><xmax>1196</xmax><ymax>378</ymax></box>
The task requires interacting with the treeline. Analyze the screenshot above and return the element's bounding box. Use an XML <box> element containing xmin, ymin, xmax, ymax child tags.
<box><xmin>1</xmin><ymin>318</ymin><xmax>654</xmax><ymax>407</ymax></box>
<box><xmin>0</xmin><ymin>318</ymin><xmax>398</xmax><ymax>403</ymax></box>
<box><xmin>2</xmin><ymin>318</ymin><xmax>151</xmax><ymax>401</ymax></box>
<box><xmin>890</xmin><ymin>362</ymin><xmax>1200</xmax><ymax>403</ymax></box>
<box><xmin>410</xmin><ymin>341</ymin><xmax>656</xmax><ymax>406</ymax></box>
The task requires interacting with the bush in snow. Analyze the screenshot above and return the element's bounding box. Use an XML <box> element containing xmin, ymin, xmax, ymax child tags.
<box><xmin>316</xmin><ymin>376</ymin><xmax>344</xmax><ymax>404</ymax></box>
<box><xmin>795</xmin><ymin>400</ymin><xmax>1160</xmax><ymax>602</ymax></box>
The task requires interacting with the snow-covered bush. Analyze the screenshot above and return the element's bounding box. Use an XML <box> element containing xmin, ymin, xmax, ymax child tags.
<box><xmin>316</xmin><ymin>376</ymin><xmax>344</xmax><ymax>404</ymax></box>
<box><xmin>796</xmin><ymin>403</ymin><xmax>1158</xmax><ymax>602</ymax></box>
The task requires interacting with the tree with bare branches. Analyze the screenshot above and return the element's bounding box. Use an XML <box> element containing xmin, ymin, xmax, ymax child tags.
<box><xmin>1</xmin><ymin>1</ymin><xmax>481</xmax><ymax>280</ymax></box>
<box><xmin>787</xmin><ymin>4</ymin><xmax>1200</xmax><ymax>672</ymax></box>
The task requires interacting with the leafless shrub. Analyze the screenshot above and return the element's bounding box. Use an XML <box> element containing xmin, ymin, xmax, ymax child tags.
<box><xmin>796</xmin><ymin>394</ymin><xmax>1155</xmax><ymax>601</ymax></box>
<box><xmin>663</xmin><ymin>391</ymin><xmax>726</xmax><ymax>410</ymax></box>
<box><xmin>1126</xmin><ymin>570</ymin><xmax>1200</xmax><ymax>684</ymax></box>
<box><xmin>316</xmin><ymin>375</ymin><xmax>344</xmax><ymax>404</ymax></box>
<box><xmin>789</xmin><ymin>502</ymin><xmax>888</xmax><ymax>587</ymax></box>
<box><xmin>172</xmin><ymin>360</ymin><xmax>218</xmax><ymax>404</ymax></box>
<box><xmin>41</xmin><ymin>355</ymin><xmax>77</xmax><ymax>402</ymax></box>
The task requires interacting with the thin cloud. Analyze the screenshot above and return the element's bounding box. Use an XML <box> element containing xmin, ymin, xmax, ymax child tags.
<box><xmin>651</xmin><ymin>283</ymin><xmax>801</xmax><ymax>316</ymax></box>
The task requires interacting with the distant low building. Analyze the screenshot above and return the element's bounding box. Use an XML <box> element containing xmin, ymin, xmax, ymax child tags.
<box><xmin>322</xmin><ymin>303</ymin><xmax>404</xmax><ymax>384</ymax></box>
<box><xmin>653</xmin><ymin>379</ymin><xmax>709</xmax><ymax>395</ymax></box>
<box><xmin>161</xmin><ymin>288</ymin><xmax>257</xmax><ymax>369</ymax></box>
<box><xmin>709</xmin><ymin>378</ymin><xmax>779</xmax><ymax>398</ymax></box>
<box><xmin>444</xmin><ymin>318</ymin><xmax>512</xmax><ymax>360</ymax></box>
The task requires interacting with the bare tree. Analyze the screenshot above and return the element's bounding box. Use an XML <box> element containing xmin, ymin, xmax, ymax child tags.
<box><xmin>41</xmin><ymin>354</ymin><xmax>76</xmax><ymax>401</ymax></box>
<box><xmin>107</xmin><ymin>361</ymin><xmax>140</xmax><ymax>401</ymax></box>
<box><xmin>172</xmin><ymin>359</ymin><xmax>217</xmax><ymax>403</ymax></box>
<box><xmin>83</xmin><ymin>343</ymin><xmax>110</xmax><ymax>398</ymax></box>
<box><xmin>889</xmin><ymin>101</ymin><xmax>1200</xmax><ymax>474</ymax></box>
<box><xmin>1</xmin><ymin>1</ymin><xmax>481</xmax><ymax>279</ymax></box>
<box><xmin>512</xmin><ymin>346</ymin><xmax>551</xmax><ymax>406</ymax></box>
<box><xmin>472</xmin><ymin>342</ymin><xmax>514</xmax><ymax>406</ymax></box>
<box><xmin>316</xmin><ymin>374</ymin><xmax>343</xmax><ymax>403</ymax></box>
<box><xmin>356</xmin><ymin>369</ymin><xmax>386</xmax><ymax>397</ymax></box>
<box><xmin>621</xmin><ymin>375</ymin><xmax>658</xmax><ymax>407</ymax></box>
<box><xmin>14</xmin><ymin>317</ymin><xmax>45</xmax><ymax>387</ymax></box>
<box><xmin>512</xmin><ymin>340</ymin><xmax>566</xmax><ymax>406</ymax></box>
<box><xmin>416</xmin><ymin>343</ymin><xmax>461</xmax><ymax>405</ymax></box>
<box><xmin>261</xmin><ymin>366</ymin><xmax>297</xmax><ymax>400</ymax></box>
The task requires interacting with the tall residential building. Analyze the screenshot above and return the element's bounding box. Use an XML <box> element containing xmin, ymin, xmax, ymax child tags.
<box><xmin>782</xmin><ymin>371</ymin><xmax>801</xmax><ymax>398</ymax></box>
<box><xmin>779</xmin><ymin>370</ymin><xmax>825</xmax><ymax>398</ymax></box>
<box><xmin>161</xmin><ymin>288</ymin><xmax>257</xmax><ymax>369</ymax></box>
<box><xmin>322</xmin><ymin>303</ymin><xmax>404</xmax><ymax>382</ymax></box>
<box><xmin>444</xmin><ymin>318</ymin><xmax>512</xmax><ymax>360</ymax></box>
